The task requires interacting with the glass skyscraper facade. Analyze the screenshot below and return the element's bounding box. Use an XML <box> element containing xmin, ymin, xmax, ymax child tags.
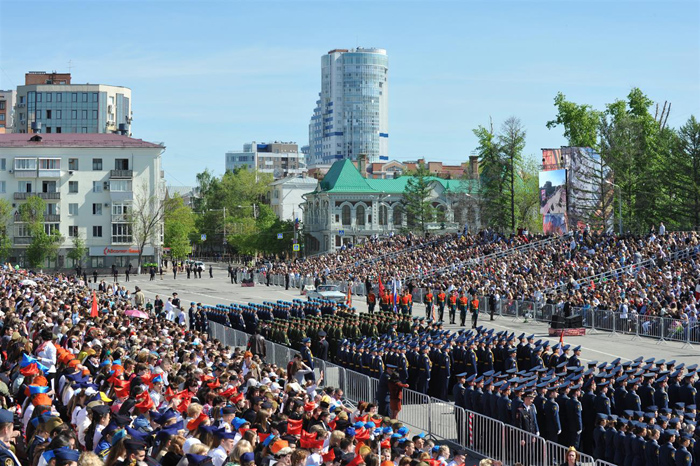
<box><xmin>308</xmin><ymin>48</ymin><xmax>388</xmax><ymax>167</ymax></box>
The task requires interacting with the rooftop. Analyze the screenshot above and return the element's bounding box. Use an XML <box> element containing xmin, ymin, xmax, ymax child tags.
<box><xmin>0</xmin><ymin>133</ymin><xmax>164</xmax><ymax>149</ymax></box>
<box><xmin>315</xmin><ymin>159</ymin><xmax>476</xmax><ymax>194</ymax></box>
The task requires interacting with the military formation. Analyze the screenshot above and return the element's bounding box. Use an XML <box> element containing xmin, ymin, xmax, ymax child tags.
<box><xmin>205</xmin><ymin>297</ymin><xmax>700</xmax><ymax>466</ymax></box>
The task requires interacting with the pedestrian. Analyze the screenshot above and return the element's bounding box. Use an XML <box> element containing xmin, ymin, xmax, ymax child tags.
<box><xmin>124</xmin><ymin>267</ymin><xmax>130</xmax><ymax>282</ymax></box>
<box><xmin>470</xmin><ymin>294</ymin><xmax>480</xmax><ymax>329</ymax></box>
<box><xmin>209</xmin><ymin>265</ymin><xmax>213</xmax><ymax>278</ymax></box>
<box><xmin>388</xmin><ymin>370</ymin><xmax>409</xmax><ymax>419</ymax></box>
<box><xmin>93</xmin><ymin>269</ymin><xmax>98</xmax><ymax>283</ymax></box>
<box><xmin>173</xmin><ymin>265</ymin><xmax>177</xmax><ymax>280</ymax></box>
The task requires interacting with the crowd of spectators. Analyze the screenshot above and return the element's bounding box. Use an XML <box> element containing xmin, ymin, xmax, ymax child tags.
<box><xmin>0</xmin><ymin>267</ymin><xmax>470</xmax><ymax>466</ymax></box>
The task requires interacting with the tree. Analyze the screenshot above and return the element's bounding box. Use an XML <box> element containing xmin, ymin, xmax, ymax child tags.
<box><xmin>164</xmin><ymin>194</ymin><xmax>196</xmax><ymax>259</ymax></box>
<box><xmin>67</xmin><ymin>233</ymin><xmax>87</xmax><ymax>267</ymax></box>
<box><xmin>665</xmin><ymin>116</ymin><xmax>700</xmax><ymax>230</ymax></box>
<box><xmin>513</xmin><ymin>157</ymin><xmax>542</xmax><ymax>233</ymax></box>
<box><xmin>474</xmin><ymin>120</ymin><xmax>509</xmax><ymax>231</ymax></box>
<box><xmin>0</xmin><ymin>199</ymin><xmax>13</xmax><ymax>262</ymax></box>
<box><xmin>130</xmin><ymin>181</ymin><xmax>167</xmax><ymax>271</ymax></box>
<box><xmin>546</xmin><ymin>92</ymin><xmax>603</xmax><ymax>149</ymax></box>
<box><xmin>499</xmin><ymin>117</ymin><xmax>527</xmax><ymax>232</ymax></box>
<box><xmin>18</xmin><ymin>196</ymin><xmax>62</xmax><ymax>268</ymax></box>
<box><xmin>402</xmin><ymin>162</ymin><xmax>435</xmax><ymax>233</ymax></box>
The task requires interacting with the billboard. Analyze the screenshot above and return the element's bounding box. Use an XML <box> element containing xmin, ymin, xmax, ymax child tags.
<box><xmin>540</xmin><ymin>147</ymin><xmax>614</xmax><ymax>233</ymax></box>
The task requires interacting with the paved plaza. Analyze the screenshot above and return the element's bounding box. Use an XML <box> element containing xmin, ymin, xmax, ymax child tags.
<box><xmin>111</xmin><ymin>266</ymin><xmax>700</xmax><ymax>366</ymax></box>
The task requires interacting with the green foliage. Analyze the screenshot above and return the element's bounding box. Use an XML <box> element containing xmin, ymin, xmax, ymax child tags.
<box><xmin>164</xmin><ymin>194</ymin><xmax>195</xmax><ymax>259</ymax></box>
<box><xmin>0</xmin><ymin>199</ymin><xmax>12</xmax><ymax>262</ymax></box>
<box><xmin>402</xmin><ymin>162</ymin><xmax>435</xmax><ymax>233</ymax></box>
<box><xmin>18</xmin><ymin>196</ymin><xmax>62</xmax><ymax>268</ymax></box>
<box><xmin>514</xmin><ymin>158</ymin><xmax>543</xmax><ymax>233</ymax></box>
<box><xmin>546</xmin><ymin>92</ymin><xmax>603</xmax><ymax>149</ymax></box>
<box><xmin>547</xmin><ymin>87</ymin><xmax>699</xmax><ymax>233</ymax></box>
<box><xmin>474</xmin><ymin>122</ymin><xmax>509</xmax><ymax>231</ymax></box>
<box><xmin>67</xmin><ymin>233</ymin><xmax>87</xmax><ymax>266</ymax></box>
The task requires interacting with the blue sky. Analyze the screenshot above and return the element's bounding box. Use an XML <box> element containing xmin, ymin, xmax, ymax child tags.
<box><xmin>1</xmin><ymin>0</ymin><xmax>698</xmax><ymax>187</ymax></box>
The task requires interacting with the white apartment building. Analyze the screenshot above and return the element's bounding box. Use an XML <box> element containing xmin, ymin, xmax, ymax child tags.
<box><xmin>0</xmin><ymin>133</ymin><xmax>164</xmax><ymax>269</ymax></box>
<box><xmin>225</xmin><ymin>141</ymin><xmax>305</xmax><ymax>179</ymax></box>
<box><xmin>308</xmin><ymin>48</ymin><xmax>389</xmax><ymax>168</ymax></box>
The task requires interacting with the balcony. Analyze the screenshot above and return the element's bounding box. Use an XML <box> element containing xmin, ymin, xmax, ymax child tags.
<box><xmin>38</xmin><ymin>168</ymin><xmax>61</xmax><ymax>178</ymax></box>
<box><xmin>14</xmin><ymin>212</ymin><xmax>60</xmax><ymax>222</ymax></box>
<box><xmin>13</xmin><ymin>237</ymin><xmax>31</xmax><ymax>245</ymax></box>
<box><xmin>110</xmin><ymin>169</ymin><xmax>133</xmax><ymax>179</ymax></box>
<box><xmin>14</xmin><ymin>192</ymin><xmax>61</xmax><ymax>200</ymax></box>
<box><xmin>13</xmin><ymin>168</ymin><xmax>37</xmax><ymax>178</ymax></box>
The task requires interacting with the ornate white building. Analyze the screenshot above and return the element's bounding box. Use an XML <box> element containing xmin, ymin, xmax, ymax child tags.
<box><xmin>301</xmin><ymin>159</ymin><xmax>480</xmax><ymax>254</ymax></box>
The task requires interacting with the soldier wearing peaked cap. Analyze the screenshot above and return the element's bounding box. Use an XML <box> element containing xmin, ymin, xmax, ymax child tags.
<box><xmin>0</xmin><ymin>410</ymin><xmax>20</xmax><ymax>466</ymax></box>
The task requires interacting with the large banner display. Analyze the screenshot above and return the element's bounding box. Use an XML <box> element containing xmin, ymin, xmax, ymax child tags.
<box><xmin>540</xmin><ymin>147</ymin><xmax>613</xmax><ymax>233</ymax></box>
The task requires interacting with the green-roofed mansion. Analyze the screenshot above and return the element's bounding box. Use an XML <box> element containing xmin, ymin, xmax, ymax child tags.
<box><xmin>301</xmin><ymin>159</ymin><xmax>481</xmax><ymax>254</ymax></box>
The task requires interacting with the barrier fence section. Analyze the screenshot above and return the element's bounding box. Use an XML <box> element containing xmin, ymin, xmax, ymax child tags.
<box><xmin>208</xmin><ymin>320</ymin><xmax>614</xmax><ymax>465</ymax></box>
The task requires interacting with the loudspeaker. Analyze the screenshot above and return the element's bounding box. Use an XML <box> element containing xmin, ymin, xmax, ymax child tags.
<box><xmin>550</xmin><ymin>315</ymin><xmax>565</xmax><ymax>329</ymax></box>
<box><xmin>566</xmin><ymin>315</ymin><xmax>583</xmax><ymax>328</ymax></box>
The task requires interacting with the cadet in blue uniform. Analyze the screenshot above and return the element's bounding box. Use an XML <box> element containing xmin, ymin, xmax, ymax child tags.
<box><xmin>646</xmin><ymin>424</ymin><xmax>662</xmax><ymax>466</ymax></box>
<box><xmin>567</xmin><ymin>383</ymin><xmax>583</xmax><ymax>450</ymax></box>
<box><xmin>592</xmin><ymin>414</ymin><xmax>608</xmax><ymax>460</ymax></box>
<box><xmin>416</xmin><ymin>345</ymin><xmax>432</xmax><ymax>395</ymax></box>
<box><xmin>655</xmin><ymin>375</ymin><xmax>670</xmax><ymax>411</ymax></box>
<box><xmin>543</xmin><ymin>386</ymin><xmax>561</xmax><ymax>442</ymax></box>
<box><xmin>639</xmin><ymin>373</ymin><xmax>657</xmax><ymax>411</ymax></box>
<box><xmin>675</xmin><ymin>432</ymin><xmax>693</xmax><ymax>466</ymax></box>
<box><xmin>568</xmin><ymin>345</ymin><xmax>582</xmax><ymax>368</ymax></box>
<box><xmin>660</xmin><ymin>430</ymin><xmax>678</xmax><ymax>466</ymax></box>
<box><xmin>0</xmin><ymin>409</ymin><xmax>21</xmax><ymax>466</ymax></box>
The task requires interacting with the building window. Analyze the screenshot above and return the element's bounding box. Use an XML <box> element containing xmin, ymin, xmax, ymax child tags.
<box><xmin>81</xmin><ymin>127</ymin><xmax>87</xmax><ymax>133</ymax></box>
<box><xmin>46</xmin><ymin>93</ymin><xmax>52</xmax><ymax>103</ymax></box>
<box><xmin>45</xmin><ymin>127</ymin><xmax>51</xmax><ymax>133</ymax></box>
<box><xmin>92</xmin><ymin>159</ymin><xmax>102</xmax><ymax>170</ymax></box>
<box><xmin>82</xmin><ymin>93</ymin><xmax>88</xmax><ymax>102</ymax></box>
<box><xmin>393</xmin><ymin>207</ymin><xmax>403</xmax><ymax>226</ymax></box>
<box><xmin>36</xmin><ymin>110</ymin><xmax>41</xmax><ymax>119</ymax></box>
<box><xmin>92</xmin><ymin>181</ymin><xmax>102</xmax><ymax>193</ymax></box>
<box><xmin>14</xmin><ymin>158</ymin><xmax>37</xmax><ymax>170</ymax></box>
<box><xmin>56</xmin><ymin>110</ymin><xmax>62</xmax><ymax>119</ymax></box>
<box><xmin>56</xmin><ymin>93</ymin><xmax>62</xmax><ymax>103</ymax></box>
<box><xmin>72</xmin><ymin>93</ymin><xmax>77</xmax><ymax>102</ymax></box>
<box><xmin>39</xmin><ymin>159</ymin><xmax>60</xmax><ymax>170</ymax></box>
<box><xmin>0</xmin><ymin>181</ymin><xmax>5</xmax><ymax>193</ymax></box>
<box><xmin>112</xmin><ymin>202</ymin><xmax>131</xmax><ymax>219</ymax></box>
<box><xmin>0</xmin><ymin>159</ymin><xmax>5</xmax><ymax>170</ymax></box>
<box><xmin>356</xmin><ymin>205</ymin><xmax>365</xmax><ymax>226</ymax></box>
<box><xmin>109</xmin><ymin>180</ymin><xmax>132</xmax><ymax>192</ymax></box>
<box><xmin>92</xmin><ymin>93</ymin><xmax>98</xmax><ymax>102</ymax></box>
<box><xmin>115</xmin><ymin>159</ymin><xmax>129</xmax><ymax>170</ymax></box>
<box><xmin>44</xmin><ymin>224</ymin><xmax>59</xmax><ymax>235</ymax></box>
<box><xmin>92</xmin><ymin>110</ymin><xmax>98</xmax><ymax>119</ymax></box>
<box><xmin>68</xmin><ymin>158</ymin><xmax>78</xmax><ymax>170</ymax></box>
<box><xmin>46</xmin><ymin>110</ymin><xmax>51</xmax><ymax>119</ymax></box>
<box><xmin>69</xmin><ymin>203</ymin><xmax>78</xmax><ymax>215</ymax></box>
<box><xmin>112</xmin><ymin>223</ymin><xmax>132</xmax><ymax>243</ymax></box>
<box><xmin>68</xmin><ymin>181</ymin><xmax>78</xmax><ymax>193</ymax></box>
<box><xmin>0</xmin><ymin>102</ymin><xmax>4</xmax><ymax>110</ymax></box>
<box><xmin>36</xmin><ymin>93</ymin><xmax>42</xmax><ymax>103</ymax></box>
<box><xmin>93</xmin><ymin>226</ymin><xmax>103</xmax><ymax>237</ymax></box>
<box><xmin>342</xmin><ymin>205</ymin><xmax>351</xmax><ymax>226</ymax></box>
<box><xmin>71</xmin><ymin>110</ymin><xmax>77</xmax><ymax>119</ymax></box>
<box><xmin>56</xmin><ymin>127</ymin><xmax>61</xmax><ymax>133</ymax></box>
<box><xmin>18</xmin><ymin>181</ymin><xmax>32</xmax><ymax>193</ymax></box>
<box><xmin>68</xmin><ymin>226</ymin><xmax>78</xmax><ymax>237</ymax></box>
<box><xmin>81</xmin><ymin>110</ymin><xmax>87</xmax><ymax>119</ymax></box>
<box><xmin>93</xmin><ymin>203</ymin><xmax>102</xmax><ymax>215</ymax></box>
<box><xmin>0</xmin><ymin>115</ymin><xmax>4</xmax><ymax>122</ymax></box>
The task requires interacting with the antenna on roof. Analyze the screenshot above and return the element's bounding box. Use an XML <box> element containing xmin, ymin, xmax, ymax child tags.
<box><xmin>68</xmin><ymin>60</ymin><xmax>73</xmax><ymax>73</ymax></box>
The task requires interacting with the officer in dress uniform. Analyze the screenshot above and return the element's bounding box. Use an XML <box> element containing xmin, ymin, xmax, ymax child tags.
<box><xmin>659</xmin><ymin>429</ymin><xmax>677</xmax><ymax>466</ymax></box>
<box><xmin>504</xmin><ymin>347</ymin><xmax>518</xmax><ymax>372</ymax></box>
<box><xmin>639</xmin><ymin>373</ymin><xmax>657</xmax><ymax>411</ymax></box>
<box><xmin>543</xmin><ymin>386</ymin><xmax>561</xmax><ymax>442</ymax></box>
<box><xmin>416</xmin><ymin>345</ymin><xmax>432</xmax><ymax>395</ymax></box>
<box><xmin>655</xmin><ymin>375</ymin><xmax>670</xmax><ymax>411</ymax></box>
<box><xmin>568</xmin><ymin>346</ymin><xmax>582</xmax><ymax>368</ymax></box>
<box><xmin>567</xmin><ymin>383</ymin><xmax>584</xmax><ymax>450</ymax></box>
<box><xmin>300</xmin><ymin>337</ymin><xmax>315</xmax><ymax>381</ymax></box>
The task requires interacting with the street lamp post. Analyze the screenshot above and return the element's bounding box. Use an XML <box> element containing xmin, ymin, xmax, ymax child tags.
<box><xmin>605</xmin><ymin>180</ymin><xmax>622</xmax><ymax>235</ymax></box>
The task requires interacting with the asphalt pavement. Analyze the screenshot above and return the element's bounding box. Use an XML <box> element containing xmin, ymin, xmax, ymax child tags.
<box><xmin>111</xmin><ymin>268</ymin><xmax>700</xmax><ymax>366</ymax></box>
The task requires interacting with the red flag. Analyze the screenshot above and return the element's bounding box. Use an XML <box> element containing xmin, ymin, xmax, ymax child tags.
<box><xmin>321</xmin><ymin>449</ymin><xmax>335</xmax><ymax>463</ymax></box>
<box><xmin>558</xmin><ymin>331</ymin><xmax>564</xmax><ymax>356</ymax></box>
<box><xmin>346</xmin><ymin>286</ymin><xmax>352</xmax><ymax>306</ymax></box>
<box><xmin>90</xmin><ymin>290</ymin><xmax>98</xmax><ymax>317</ymax></box>
<box><xmin>378</xmin><ymin>275</ymin><xmax>385</xmax><ymax>296</ymax></box>
<box><xmin>287</xmin><ymin>418</ymin><xmax>303</xmax><ymax>435</ymax></box>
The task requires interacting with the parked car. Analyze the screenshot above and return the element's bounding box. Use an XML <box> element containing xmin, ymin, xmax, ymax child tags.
<box><xmin>306</xmin><ymin>284</ymin><xmax>346</xmax><ymax>302</ymax></box>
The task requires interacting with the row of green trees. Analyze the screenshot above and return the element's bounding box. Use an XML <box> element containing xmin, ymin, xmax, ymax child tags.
<box><xmin>164</xmin><ymin>168</ymin><xmax>296</xmax><ymax>259</ymax></box>
<box><xmin>473</xmin><ymin>88</ymin><xmax>700</xmax><ymax>234</ymax></box>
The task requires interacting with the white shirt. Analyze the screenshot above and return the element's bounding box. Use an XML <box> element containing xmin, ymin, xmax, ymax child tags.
<box><xmin>207</xmin><ymin>445</ymin><xmax>228</xmax><ymax>466</ymax></box>
<box><xmin>36</xmin><ymin>341</ymin><xmax>57</xmax><ymax>373</ymax></box>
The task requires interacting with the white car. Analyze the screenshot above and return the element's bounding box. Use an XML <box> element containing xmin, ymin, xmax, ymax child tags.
<box><xmin>306</xmin><ymin>284</ymin><xmax>347</xmax><ymax>302</ymax></box>
<box><xmin>193</xmin><ymin>261</ymin><xmax>205</xmax><ymax>272</ymax></box>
